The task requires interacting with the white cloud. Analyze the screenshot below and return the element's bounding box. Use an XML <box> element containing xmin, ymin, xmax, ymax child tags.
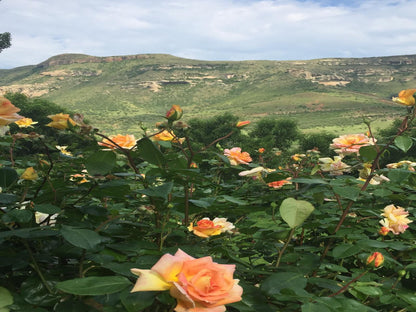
<box><xmin>1</xmin><ymin>0</ymin><xmax>416</xmax><ymax>68</ymax></box>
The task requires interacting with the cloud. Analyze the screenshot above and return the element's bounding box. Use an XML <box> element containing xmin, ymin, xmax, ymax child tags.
<box><xmin>1</xmin><ymin>0</ymin><xmax>416</xmax><ymax>68</ymax></box>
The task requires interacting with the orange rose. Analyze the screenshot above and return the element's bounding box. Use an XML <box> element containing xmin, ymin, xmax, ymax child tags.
<box><xmin>46</xmin><ymin>113</ymin><xmax>77</xmax><ymax>130</ymax></box>
<box><xmin>98</xmin><ymin>134</ymin><xmax>136</xmax><ymax>149</ymax></box>
<box><xmin>236</xmin><ymin>120</ymin><xmax>250</xmax><ymax>128</ymax></box>
<box><xmin>366</xmin><ymin>252</ymin><xmax>384</xmax><ymax>268</ymax></box>
<box><xmin>268</xmin><ymin>179</ymin><xmax>291</xmax><ymax>189</ymax></box>
<box><xmin>330</xmin><ymin>133</ymin><xmax>375</xmax><ymax>155</ymax></box>
<box><xmin>131</xmin><ymin>249</ymin><xmax>243</xmax><ymax>312</ymax></box>
<box><xmin>392</xmin><ymin>89</ymin><xmax>416</xmax><ymax>106</ymax></box>
<box><xmin>188</xmin><ymin>218</ymin><xmax>222</xmax><ymax>238</ymax></box>
<box><xmin>224</xmin><ymin>147</ymin><xmax>252</xmax><ymax>165</ymax></box>
<box><xmin>0</xmin><ymin>97</ymin><xmax>24</xmax><ymax>126</ymax></box>
<box><xmin>166</xmin><ymin>105</ymin><xmax>183</xmax><ymax>121</ymax></box>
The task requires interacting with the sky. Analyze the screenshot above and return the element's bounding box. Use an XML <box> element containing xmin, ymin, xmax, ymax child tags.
<box><xmin>1</xmin><ymin>0</ymin><xmax>416</xmax><ymax>69</ymax></box>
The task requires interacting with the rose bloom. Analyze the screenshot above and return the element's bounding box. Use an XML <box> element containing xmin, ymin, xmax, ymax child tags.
<box><xmin>238</xmin><ymin>166</ymin><xmax>267</xmax><ymax>179</ymax></box>
<box><xmin>387</xmin><ymin>160</ymin><xmax>416</xmax><ymax>172</ymax></box>
<box><xmin>392</xmin><ymin>89</ymin><xmax>416</xmax><ymax>106</ymax></box>
<box><xmin>236</xmin><ymin>120</ymin><xmax>250</xmax><ymax>128</ymax></box>
<box><xmin>151</xmin><ymin>130</ymin><xmax>185</xmax><ymax>144</ymax></box>
<box><xmin>131</xmin><ymin>249</ymin><xmax>243</xmax><ymax>312</ymax></box>
<box><xmin>15</xmin><ymin>117</ymin><xmax>38</xmax><ymax>128</ymax></box>
<box><xmin>330</xmin><ymin>134</ymin><xmax>375</xmax><ymax>155</ymax></box>
<box><xmin>268</xmin><ymin>179</ymin><xmax>291</xmax><ymax>189</ymax></box>
<box><xmin>212</xmin><ymin>217</ymin><xmax>235</xmax><ymax>234</ymax></box>
<box><xmin>0</xmin><ymin>97</ymin><xmax>24</xmax><ymax>126</ymax></box>
<box><xmin>319</xmin><ymin>156</ymin><xmax>350</xmax><ymax>175</ymax></box>
<box><xmin>366</xmin><ymin>252</ymin><xmax>384</xmax><ymax>268</ymax></box>
<box><xmin>223</xmin><ymin>147</ymin><xmax>252</xmax><ymax>166</ymax></box>
<box><xmin>188</xmin><ymin>218</ymin><xmax>223</xmax><ymax>238</ymax></box>
<box><xmin>378</xmin><ymin>226</ymin><xmax>390</xmax><ymax>236</ymax></box>
<box><xmin>98</xmin><ymin>134</ymin><xmax>136</xmax><ymax>149</ymax></box>
<box><xmin>20</xmin><ymin>167</ymin><xmax>38</xmax><ymax>180</ymax></box>
<box><xmin>166</xmin><ymin>105</ymin><xmax>183</xmax><ymax>121</ymax></box>
<box><xmin>379</xmin><ymin>204</ymin><xmax>413</xmax><ymax>234</ymax></box>
<box><xmin>46</xmin><ymin>113</ymin><xmax>77</xmax><ymax>130</ymax></box>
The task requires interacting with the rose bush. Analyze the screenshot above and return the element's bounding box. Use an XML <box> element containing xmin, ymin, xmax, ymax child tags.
<box><xmin>131</xmin><ymin>249</ymin><xmax>243</xmax><ymax>312</ymax></box>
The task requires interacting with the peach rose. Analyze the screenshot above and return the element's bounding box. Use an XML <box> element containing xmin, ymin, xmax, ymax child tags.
<box><xmin>131</xmin><ymin>249</ymin><xmax>243</xmax><ymax>312</ymax></box>
<box><xmin>46</xmin><ymin>113</ymin><xmax>77</xmax><ymax>130</ymax></box>
<box><xmin>152</xmin><ymin>130</ymin><xmax>185</xmax><ymax>143</ymax></box>
<box><xmin>330</xmin><ymin>133</ymin><xmax>375</xmax><ymax>155</ymax></box>
<box><xmin>379</xmin><ymin>204</ymin><xmax>412</xmax><ymax>234</ymax></box>
<box><xmin>223</xmin><ymin>147</ymin><xmax>252</xmax><ymax>166</ymax></box>
<box><xmin>0</xmin><ymin>97</ymin><xmax>24</xmax><ymax>126</ymax></box>
<box><xmin>98</xmin><ymin>134</ymin><xmax>136</xmax><ymax>149</ymax></box>
<box><xmin>392</xmin><ymin>89</ymin><xmax>416</xmax><ymax>106</ymax></box>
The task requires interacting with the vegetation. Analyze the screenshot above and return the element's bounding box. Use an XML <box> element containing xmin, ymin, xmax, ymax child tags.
<box><xmin>1</xmin><ymin>53</ymin><xmax>415</xmax><ymax>134</ymax></box>
<box><xmin>0</xmin><ymin>89</ymin><xmax>415</xmax><ymax>311</ymax></box>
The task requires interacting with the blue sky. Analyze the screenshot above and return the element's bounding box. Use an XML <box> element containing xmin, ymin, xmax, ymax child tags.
<box><xmin>1</xmin><ymin>0</ymin><xmax>416</xmax><ymax>69</ymax></box>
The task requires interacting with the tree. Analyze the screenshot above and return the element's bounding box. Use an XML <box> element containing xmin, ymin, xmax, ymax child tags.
<box><xmin>0</xmin><ymin>1</ymin><xmax>11</xmax><ymax>53</ymax></box>
<box><xmin>0</xmin><ymin>32</ymin><xmax>11</xmax><ymax>53</ymax></box>
<box><xmin>249</xmin><ymin>118</ymin><xmax>300</xmax><ymax>151</ymax></box>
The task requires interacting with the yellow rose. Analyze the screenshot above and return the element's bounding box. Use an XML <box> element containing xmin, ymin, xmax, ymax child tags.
<box><xmin>46</xmin><ymin>113</ymin><xmax>77</xmax><ymax>130</ymax></box>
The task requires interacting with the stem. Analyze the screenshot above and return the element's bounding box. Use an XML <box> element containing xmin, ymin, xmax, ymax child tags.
<box><xmin>328</xmin><ymin>270</ymin><xmax>368</xmax><ymax>297</ymax></box>
<box><xmin>275</xmin><ymin>227</ymin><xmax>296</xmax><ymax>268</ymax></box>
<box><xmin>23</xmin><ymin>240</ymin><xmax>53</xmax><ymax>294</ymax></box>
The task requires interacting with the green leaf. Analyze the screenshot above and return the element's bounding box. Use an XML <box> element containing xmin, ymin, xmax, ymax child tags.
<box><xmin>221</xmin><ymin>195</ymin><xmax>248</xmax><ymax>205</ymax></box>
<box><xmin>394</xmin><ymin>136</ymin><xmax>413</xmax><ymax>152</ymax></box>
<box><xmin>34</xmin><ymin>204</ymin><xmax>61</xmax><ymax>215</ymax></box>
<box><xmin>0</xmin><ymin>193</ymin><xmax>17</xmax><ymax>204</ymax></box>
<box><xmin>84</xmin><ymin>151</ymin><xmax>116</xmax><ymax>175</ymax></box>
<box><xmin>137</xmin><ymin>181</ymin><xmax>173</xmax><ymax>199</ymax></box>
<box><xmin>332</xmin><ymin>244</ymin><xmax>361</xmax><ymax>258</ymax></box>
<box><xmin>60</xmin><ymin>225</ymin><xmax>102</xmax><ymax>250</ymax></box>
<box><xmin>261</xmin><ymin>272</ymin><xmax>307</xmax><ymax>296</ymax></box>
<box><xmin>120</xmin><ymin>289</ymin><xmax>157</xmax><ymax>312</ymax></box>
<box><xmin>359</xmin><ymin>145</ymin><xmax>378</xmax><ymax>162</ymax></box>
<box><xmin>56</xmin><ymin>276</ymin><xmax>131</xmax><ymax>296</ymax></box>
<box><xmin>332</xmin><ymin>186</ymin><xmax>360</xmax><ymax>201</ymax></box>
<box><xmin>280</xmin><ymin>197</ymin><xmax>315</xmax><ymax>228</ymax></box>
<box><xmin>136</xmin><ymin>137</ymin><xmax>166</xmax><ymax>167</ymax></box>
<box><xmin>0</xmin><ymin>287</ymin><xmax>13</xmax><ymax>309</ymax></box>
<box><xmin>351</xmin><ymin>285</ymin><xmax>383</xmax><ymax>297</ymax></box>
<box><xmin>2</xmin><ymin>209</ymin><xmax>32</xmax><ymax>223</ymax></box>
<box><xmin>189</xmin><ymin>199</ymin><xmax>214</xmax><ymax>208</ymax></box>
<box><xmin>0</xmin><ymin>168</ymin><xmax>18</xmax><ymax>188</ymax></box>
<box><xmin>387</xmin><ymin>169</ymin><xmax>411</xmax><ymax>183</ymax></box>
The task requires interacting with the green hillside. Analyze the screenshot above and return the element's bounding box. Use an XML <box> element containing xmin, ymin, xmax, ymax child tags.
<box><xmin>1</xmin><ymin>53</ymin><xmax>415</xmax><ymax>134</ymax></box>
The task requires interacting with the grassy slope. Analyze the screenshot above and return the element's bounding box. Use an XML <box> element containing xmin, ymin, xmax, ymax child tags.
<box><xmin>0</xmin><ymin>53</ymin><xmax>414</xmax><ymax>135</ymax></box>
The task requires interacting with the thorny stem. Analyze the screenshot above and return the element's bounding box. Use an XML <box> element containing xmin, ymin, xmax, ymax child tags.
<box><xmin>275</xmin><ymin>227</ymin><xmax>296</xmax><ymax>268</ymax></box>
<box><xmin>328</xmin><ymin>270</ymin><xmax>368</xmax><ymax>297</ymax></box>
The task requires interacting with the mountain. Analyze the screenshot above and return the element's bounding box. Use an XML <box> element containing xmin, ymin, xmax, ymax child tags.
<box><xmin>0</xmin><ymin>53</ymin><xmax>415</xmax><ymax>134</ymax></box>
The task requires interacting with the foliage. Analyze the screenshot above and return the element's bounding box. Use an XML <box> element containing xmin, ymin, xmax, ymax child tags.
<box><xmin>0</xmin><ymin>53</ymin><xmax>414</xmax><ymax>134</ymax></box>
<box><xmin>299</xmin><ymin>131</ymin><xmax>337</xmax><ymax>156</ymax></box>
<box><xmin>0</xmin><ymin>32</ymin><xmax>11</xmax><ymax>53</ymax></box>
<box><xmin>248</xmin><ymin>118</ymin><xmax>301</xmax><ymax>151</ymax></box>
<box><xmin>0</xmin><ymin>93</ymin><xmax>415</xmax><ymax>312</ymax></box>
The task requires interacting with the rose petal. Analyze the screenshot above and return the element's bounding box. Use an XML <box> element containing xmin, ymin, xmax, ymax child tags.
<box><xmin>130</xmin><ymin>269</ymin><xmax>171</xmax><ymax>291</ymax></box>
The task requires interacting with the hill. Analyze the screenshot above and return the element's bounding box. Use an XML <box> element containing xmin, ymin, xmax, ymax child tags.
<box><xmin>0</xmin><ymin>53</ymin><xmax>415</xmax><ymax>135</ymax></box>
